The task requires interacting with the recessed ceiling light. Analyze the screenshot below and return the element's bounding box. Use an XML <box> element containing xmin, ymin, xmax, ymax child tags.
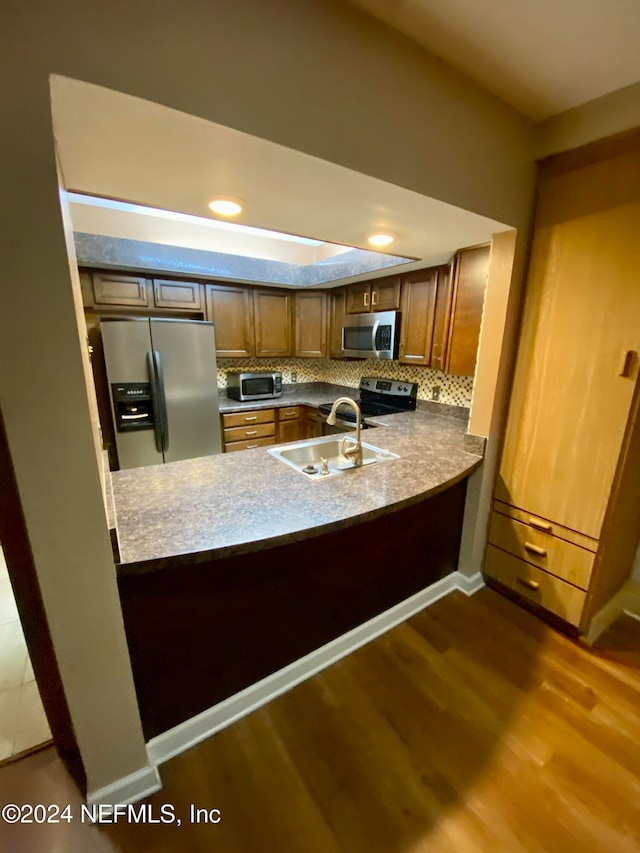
<box><xmin>368</xmin><ymin>233</ymin><xmax>394</xmax><ymax>247</ymax></box>
<box><xmin>208</xmin><ymin>197</ymin><xmax>244</xmax><ymax>217</ymax></box>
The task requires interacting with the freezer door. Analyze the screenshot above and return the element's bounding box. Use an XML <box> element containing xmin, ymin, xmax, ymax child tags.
<box><xmin>149</xmin><ymin>320</ymin><xmax>222</xmax><ymax>463</ymax></box>
<box><xmin>101</xmin><ymin>319</ymin><xmax>165</xmax><ymax>469</ymax></box>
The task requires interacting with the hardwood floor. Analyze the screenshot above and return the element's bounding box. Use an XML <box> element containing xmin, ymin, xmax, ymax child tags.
<box><xmin>1</xmin><ymin>588</ymin><xmax>640</xmax><ymax>851</ymax></box>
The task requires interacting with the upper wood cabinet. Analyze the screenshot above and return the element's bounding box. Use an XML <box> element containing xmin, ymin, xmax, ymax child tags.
<box><xmin>492</xmin><ymin>141</ymin><xmax>640</xmax><ymax>632</ymax></box>
<box><xmin>86</xmin><ymin>271</ymin><xmax>206</xmax><ymax>313</ymax></box>
<box><xmin>152</xmin><ymin>278</ymin><xmax>202</xmax><ymax>311</ymax></box>
<box><xmin>328</xmin><ymin>289</ymin><xmax>346</xmax><ymax>359</ymax></box>
<box><xmin>430</xmin><ymin>267</ymin><xmax>453</xmax><ymax>373</ymax></box>
<box><xmin>253</xmin><ymin>290</ymin><xmax>292</xmax><ymax>357</ymax></box>
<box><xmin>294</xmin><ymin>292</ymin><xmax>327</xmax><ymax>358</ymax></box>
<box><xmin>90</xmin><ymin>272</ymin><xmax>149</xmax><ymax>308</ymax></box>
<box><xmin>205</xmin><ymin>284</ymin><xmax>254</xmax><ymax>358</ymax></box>
<box><xmin>445</xmin><ymin>246</ymin><xmax>490</xmax><ymax>377</ymax></box>
<box><xmin>398</xmin><ymin>268</ymin><xmax>439</xmax><ymax>366</ymax></box>
<box><xmin>345</xmin><ymin>275</ymin><xmax>401</xmax><ymax>314</ymax></box>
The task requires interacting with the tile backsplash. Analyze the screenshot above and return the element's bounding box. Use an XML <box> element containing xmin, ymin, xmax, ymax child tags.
<box><xmin>217</xmin><ymin>358</ymin><xmax>474</xmax><ymax>407</ymax></box>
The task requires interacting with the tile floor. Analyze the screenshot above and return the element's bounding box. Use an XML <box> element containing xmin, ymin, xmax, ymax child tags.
<box><xmin>0</xmin><ymin>547</ymin><xmax>51</xmax><ymax>763</ymax></box>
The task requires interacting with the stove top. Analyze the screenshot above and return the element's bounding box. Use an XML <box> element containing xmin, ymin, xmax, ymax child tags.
<box><xmin>318</xmin><ymin>377</ymin><xmax>418</xmax><ymax>423</ymax></box>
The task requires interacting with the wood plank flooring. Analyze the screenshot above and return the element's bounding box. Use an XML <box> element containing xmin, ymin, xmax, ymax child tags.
<box><xmin>1</xmin><ymin>588</ymin><xmax>640</xmax><ymax>852</ymax></box>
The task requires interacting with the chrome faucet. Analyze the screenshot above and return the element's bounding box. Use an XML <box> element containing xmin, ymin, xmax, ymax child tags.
<box><xmin>326</xmin><ymin>397</ymin><xmax>363</xmax><ymax>467</ymax></box>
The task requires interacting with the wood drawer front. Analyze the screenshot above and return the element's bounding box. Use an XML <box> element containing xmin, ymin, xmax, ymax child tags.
<box><xmin>222</xmin><ymin>409</ymin><xmax>276</xmax><ymax>429</ymax></box>
<box><xmin>485</xmin><ymin>546</ymin><xmax>586</xmax><ymax>627</ymax></box>
<box><xmin>224</xmin><ymin>436</ymin><xmax>276</xmax><ymax>453</ymax></box>
<box><xmin>224</xmin><ymin>423</ymin><xmax>275</xmax><ymax>443</ymax></box>
<box><xmin>493</xmin><ymin>499</ymin><xmax>598</xmax><ymax>553</ymax></box>
<box><xmin>93</xmin><ymin>273</ymin><xmax>149</xmax><ymax>307</ymax></box>
<box><xmin>489</xmin><ymin>512</ymin><xmax>594</xmax><ymax>590</ymax></box>
<box><xmin>279</xmin><ymin>406</ymin><xmax>300</xmax><ymax>421</ymax></box>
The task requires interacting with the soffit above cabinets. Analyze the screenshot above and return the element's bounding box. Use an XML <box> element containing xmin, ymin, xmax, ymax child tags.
<box><xmin>53</xmin><ymin>76</ymin><xmax>508</xmax><ymax>288</ymax></box>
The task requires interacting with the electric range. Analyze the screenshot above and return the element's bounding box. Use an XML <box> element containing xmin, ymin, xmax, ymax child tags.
<box><xmin>318</xmin><ymin>377</ymin><xmax>418</xmax><ymax>427</ymax></box>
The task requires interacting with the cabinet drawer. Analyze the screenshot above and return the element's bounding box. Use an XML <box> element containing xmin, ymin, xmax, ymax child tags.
<box><xmin>224</xmin><ymin>423</ymin><xmax>276</xmax><ymax>443</ymax></box>
<box><xmin>224</xmin><ymin>436</ymin><xmax>276</xmax><ymax>453</ymax></box>
<box><xmin>493</xmin><ymin>500</ymin><xmax>598</xmax><ymax>552</ymax></box>
<box><xmin>489</xmin><ymin>511</ymin><xmax>594</xmax><ymax>590</ymax></box>
<box><xmin>222</xmin><ymin>409</ymin><xmax>276</xmax><ymax>429</ymax></box>
<box><xmin>279</xmin><ymin>407</ymin><xmax>300</xmax><ymax>421</ymax></box>
<box><xmin>485</xmin><ymin>545</ymin><xmax>586</xmax><ymax>627</ymax></box>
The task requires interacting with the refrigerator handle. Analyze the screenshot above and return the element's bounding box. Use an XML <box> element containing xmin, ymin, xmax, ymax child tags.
<box><xmin>153</xmin><ymin>350</ymin><xmax>170</xmax><ymax>453</ymax></box>
<box><xmin>147</xmin><ymin>351</ymin><xmax>166</xmax><ymax>453</ymax></box>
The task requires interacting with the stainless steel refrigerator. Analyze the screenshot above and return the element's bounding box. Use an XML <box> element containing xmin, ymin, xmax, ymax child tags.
<box><xmin>101</xmin><ymin>318</ymin><xmax>222</xmax><ymax>469</ymax></box>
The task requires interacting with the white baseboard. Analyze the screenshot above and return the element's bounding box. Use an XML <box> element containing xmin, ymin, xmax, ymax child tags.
<box><xmin>455</xmin><ymin>571</ymin><xmax>485</xmax><ymax>596</ymax></box>
<box><xmin>147</xmin><ymin>570</ymin><xmax>483</xmax><ymax>767</ymax></box>
<box><xmin>86</xmin><ymin>760</ymin><xmax>161</xmax><ymax>808</ymax></box>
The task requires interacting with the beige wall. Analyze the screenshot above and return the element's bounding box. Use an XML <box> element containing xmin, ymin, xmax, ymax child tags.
<box><xmin>537</xmin><ymin>82</ymin><xmax>640</xmax><ymax>159</ymax></box>
<box><xmin>2</xmin><ymin>0</ymin><xmax>538</xmax><ymax>794</ymax></box>
<box><xmin>460</xmin><ymin>229</ymin><xmax>530</xmax><ymax>576</ymax></box>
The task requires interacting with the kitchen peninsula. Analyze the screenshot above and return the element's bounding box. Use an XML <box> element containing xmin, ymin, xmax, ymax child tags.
<box><xmin>111</xmin><ymin>388</ymin><xmax>483</xmax><ymax>739</ymax></box>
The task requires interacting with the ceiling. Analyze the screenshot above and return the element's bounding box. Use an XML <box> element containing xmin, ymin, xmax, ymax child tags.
<box><xmin>52</xmin><ymin>76</ymin><xmax>506</xmax><ymax>288</ymax></box>
<box><xmin>350</xmin><ymin>0</ymin><xmax>640</xmax><ymax>121</ymax></box>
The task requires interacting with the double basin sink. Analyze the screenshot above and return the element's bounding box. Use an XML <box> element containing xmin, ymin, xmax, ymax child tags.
<box><xmin>268</xmin><ymin>434</ymin><xmax>399</xmax><ymax>480</ymax></box>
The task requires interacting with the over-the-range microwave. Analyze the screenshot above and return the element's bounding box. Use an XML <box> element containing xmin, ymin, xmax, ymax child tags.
<box><xmin>226</xmin><ymin>371</ymin><xmax>283</xmax><ymax>401</ymax></box>
<box><xmin>342</xmin><ymin>310</ymin><xmax>400</xmax><ymax>359</ymax></box>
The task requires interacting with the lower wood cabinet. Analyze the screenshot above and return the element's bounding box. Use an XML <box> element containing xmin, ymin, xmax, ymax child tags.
<box><xmin>221</xmin><ymin>405</ymin><xmax>328</xmax><ymax>452</ymax></box>
<box><xmin>221</xmin><ymin>408</ymin><xmax>277</xmax><ymax>452</ymax></box>
<box><xmin>277</xmin><ymin>407</ymin><xmax>305</xmax><ymax>443</ymax></box>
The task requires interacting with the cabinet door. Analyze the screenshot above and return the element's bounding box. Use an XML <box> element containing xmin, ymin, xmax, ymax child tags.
<box><xmin>398</xmin><ymin>269</ymin><xmax>438</xmax><ymax>366</ymax></box>
<box><xmin>92</xmin><ymin>272</ymin><xmax>149</xmax><ymax>307</ymax></box>
<box><xmin>278</xmin><ymin>417</ymin><xmax>304</xmax><ymax>444</ymax></box>
<box><xmin>445</xmin><ymin>246</ymin><xmax>489</xmax><ymax>376</ymax></box>
<box><xmin>371</xmin><ymin>275</ymin><xmax>401</xmax><ymax>312</ymax></box>
<box><xmin>345</xmin><ymin>282</ymin><xmax>372</xmax><ymax>314</ymax></box>
<box><xmin>253</xmin><ymin>290</ymin><xmax>292</xmax><ymax>357</ymax></box>
<box><xmin>206</xmin><ymin>284</ymin><xmax>254</xmax><ymax>358</ymax></box>
<box><xmin>430</xmin><ymin>267</ymin><xmax>453</xmax><ymax>372</ymax></box>
<box><xmin>496</xmin><ymin>149</ymin><xmax>640</xmax><ymax>539</ymax></box>
<box><xmin>152</xmin><ymin>279</ymin><xmax>202</xmax><ymax>311</ymax></box>
<box><xmin>294</xmin><ymin>292</ymin><xmax>327</xmax><ymax>357</ymax></box>
<box><xmin>328</xmin><ymin>289</ymin><xmax>346</xmax><ymax>359</ymax></box>
<box><xmin>304</xmin><ymin>408</ymin><xmax>324</xmax><ymax>438</ymax></box>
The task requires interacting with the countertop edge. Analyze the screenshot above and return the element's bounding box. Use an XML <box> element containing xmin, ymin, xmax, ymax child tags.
<box><xmin>115</xmin><ymin>453</ymin><xmax>482</xmax><ymax>576</ymax></box>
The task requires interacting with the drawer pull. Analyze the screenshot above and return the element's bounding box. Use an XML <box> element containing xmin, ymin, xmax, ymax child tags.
<box><xmin>517</xmin><ymin>577</ymin><xmax>540</xmax><ymax>591</ymax></box>
<box><xmin>524</xmin><ymin>542</ymin><xmax>547</xmax><ymax>557</ymax></box>
<box><xmin>246</xmin><ymin>444</ymin><xmax>259</xmax><ymax>449</ymax></box>
<box><xmin>619</xmin><ymin>350</ymin><xmax>637</xmax><ymax>378</ymax></box>
<box><xmin>244</xmin><ymin>416</ymin><xmax>258</xmax><ymax>422</ymax></box>
<box><xmin>245</xmin><ymin>430</ymin><xmax>258</xmax><ymax>436</ymax></box>
<box><xmin>528</xmin><ymin>517</ymin><xmax>552</xmax><ymax>532</ymax></box>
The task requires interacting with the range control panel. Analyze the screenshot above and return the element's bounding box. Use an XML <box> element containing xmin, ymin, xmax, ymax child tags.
<box><xmin>359</xmin><ymin>377</ymin><xmax>417</xmax><ymax>397</ymax></box>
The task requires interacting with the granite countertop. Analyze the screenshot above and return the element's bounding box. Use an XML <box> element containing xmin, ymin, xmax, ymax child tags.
<box><xmin>112</xmin><ymin>388</ymin><xmax>484</xmax><ymax>574</ymax></box>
